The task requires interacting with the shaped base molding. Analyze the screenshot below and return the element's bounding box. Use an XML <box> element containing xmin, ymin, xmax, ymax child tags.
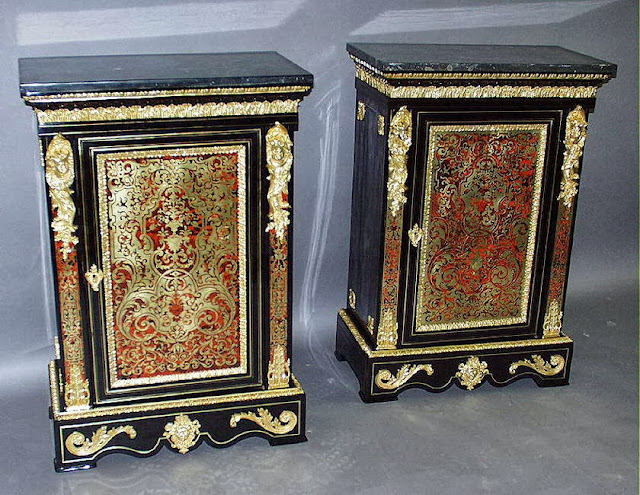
<box><xmin>49</xmin><ymin>361</ymin><xmax>306</xmax><ymax>472</ymax></box>
<box><xmin>335</xmin><ymin>309</ymin><xmax>573</xmax><ymax>403</ymax></box>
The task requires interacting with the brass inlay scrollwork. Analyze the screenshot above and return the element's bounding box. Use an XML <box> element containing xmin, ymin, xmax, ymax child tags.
<box><xmin>45</xmin><ymin>134</ymin><xmax>78</xmax><ymax>259</ymax></box>
<box><xmin>97</xmin><ymin>146</ymin><xmax>248</xmax><ymax>387</ymax></box>
<box><xmin>376</xmin><ymin>309</ymin><xmax>398</xmax><ymax>350</ymax></box>
<box><xmin>266</xmin><ymin>122</ymin><xmax>293</xmax><ymax>241</ymax></box>
<box><xmin>36</xmin><ymin>99</ymin><xmax>300</xmax><ymax>124</ymax></box>
<box><xmin>386</xmin><ymin>106</ymin><xmax>412</xmax><ymax>217</ymax></box>
<box><xmin>230</xmin><ymin>407</ymin><xmax>297</xmax><ymax>434</ymax></box>
<box><xmin>84</xmin><ymin>264</ymin><xmax>103</xmax><ymax>292</ymax></box>
<box><xmin>348</xmin><ymin>289</ymin><xmax>356</xmax><ymax>310</ymax></box>
<box><xmin>375</xmin><ymin>363</ymin><xmax>433</xmax><ymax>390</ymax></box>
<box><xmin>65</xmin><ymin>425</ymin><xmax>136</xmax><ymax>456</ymax></box>
<box><xmin>267</xmin><ymin>343</ymin><xmax>291</xmax><ymax>390</ymax></box>
<box><xmin>163</xmin><ymin>414</ymin><xmax>201</xmax><ymax>454</ymax></box>
<box><xmin>408</xmin><ymin>224</ymin><xmax>423</xmax><ymax>247</ymax></box>
<box><xmin>558</xmin><ymin>106</ymin><xmax>588</xmax><ymax>208</ymax></box>
<box><xmin>509</xmin><ymin>354</ymin><xmax>565</xmax><ymax>376</ymax></box>
<box><xmin>357</xmin><ymin>101</ymin><xmax>366</xmax><ymax>120</ymax></box>
<box><xmin>354</xmin><ymin>65</ymin><xmax>599</xmax><ymax>100</ymax></box>
<box><xmin>455</xmin><ymin>356</ymin><xmax>489</xmax><ymax>390</ymax></box>
<box><xmin>415</xmin><ymin>124</ymin><xmax>548</xmax><ymax>333</ymax></box>
<box><xmin>543</xmin><ymin>300</ymin><xmax>563</xmax><ymax>338</ymax></box>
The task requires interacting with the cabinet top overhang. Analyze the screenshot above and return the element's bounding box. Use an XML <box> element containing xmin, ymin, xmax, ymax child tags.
<box><xmin>19</xmin><ymin>51</ymin><xmax>313</xmax><ymax>100</ymax></box>
<box><xmin>347</xmin><ymin>43</ymin><xmax>616</xmax><ymax>78</ymax></box>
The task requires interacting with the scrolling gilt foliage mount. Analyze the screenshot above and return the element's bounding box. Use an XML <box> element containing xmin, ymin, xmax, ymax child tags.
<box><xmin>266</xmin><ymin>122</ymin><xmax>293</xmax><ymax>389</ymax></box>
<box><xmin>377</xmin><ymin>106</ymin><xmax>412</xmax><ymax>351</ymax></box>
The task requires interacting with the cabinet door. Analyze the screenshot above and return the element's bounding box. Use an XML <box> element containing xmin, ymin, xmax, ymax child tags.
<box><xmin>402</xmin><ymin>110</ymin><xmax>561</xmax><ymax>345</ymax></box>
<box><xmin>76</xmin><ymin>128</ymin><xmax>263</xmax><ymax>403</ymax></box>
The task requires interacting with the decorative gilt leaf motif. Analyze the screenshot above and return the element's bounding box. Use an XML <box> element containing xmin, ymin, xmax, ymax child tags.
<box><xmin>45</xmin><ymin>134</ymin><xmax>78</xmax><ymax>259</ymax></box>
<box><xmin>558</xmin><ymin>106</ymin><xmax>588</xmax><ymax>208</ymax></box>
<box><xmin>455</xmin><ymin>356</ymin><xmax>489</xmax><ymax>390</ymax></box>
<box><xmin>357</xmin><ymin>101</ymin><xmax>366</xmax><ymax>120</ymax></box>
<box><xmin>267</xmin><ymin>343</ymin><xmax>291</xmax><ymax>389</ymax></box>
<box><xmin>354</xmin><ymin>67</ymin><xmax>599</xmax><ymax>99</ymax></box>
<box><xmin>162</xmin><ymin>414</ymin><xmax>201</xmax><ymax>454</ymax></box>
<box><xmin>84</xmin><ymin>264</ymin><xmax>104</xmax><ymax>292</ymax></box>
<box><xmin>65</xmin><ymin>425</ymin><xmax>136</xmax><ymax>456</ymax></box>
<box><xmin>36</xmin><ymin>99</ymin><xmax>301</xmax><ymax>124</ymax></box>
<box><xmin>386</xmin><ymin>106</ymin><xmax>412</xmax><ymax>217</ymax></box>
<box><xmin>230</xmin><ymin>407</ymin><xmax>297</xmax><ymax>434</ymax></box>
<box><xmin>376</xmin><ymin>309</ymin><xmax>398</xmax><ymax>350</ymax></box>
<box><xmin>509</xmin><ymin>354</ymin><xmax>565</xmax><ymax>376</ymax></box>
<box><xmin>265</xmin><ymin>122</ymin><xmax>293</xmax><ymax>241</ymax></box>
<box><xmin>543</xmin><ymin>300</ymin><xmax>563</xmax><ymax>338</ymax></box>
<box><xmin>408</xmin><ymin>224</ymin><xmax>423</xmax><ymax>247</ymax></box>
<box><xmin>375</xmin><ymin>363</ymin><xmax>434</xmax><ymax>390</ymax></box>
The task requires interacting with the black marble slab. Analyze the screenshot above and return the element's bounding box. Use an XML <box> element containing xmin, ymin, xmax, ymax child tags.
<box><xmin>19</xmin><ymin>52</ymin><xmax>313</xmax><ymax>97</ymax></box>
<box><xmin>347</xmin><ymin>43</ymin><xmax>616</xmax><ymax>76</ymax></box>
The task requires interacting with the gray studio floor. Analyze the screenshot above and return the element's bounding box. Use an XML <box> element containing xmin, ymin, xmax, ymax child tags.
<box><xmin>1</xmin><ymin>280</ymin><xmax>637</xmax><ymax>494</ymax></box>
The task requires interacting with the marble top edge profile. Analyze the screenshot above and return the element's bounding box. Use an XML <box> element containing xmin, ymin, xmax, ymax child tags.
<box><xmin>346</xmin><ymin>43</ymin><xmax>617</xmax><ymax>77</ymax></box>
<box><xmin>19</xmin><ymin>52</ymin><xmax>313</xmax><ymax>97</ymax></box>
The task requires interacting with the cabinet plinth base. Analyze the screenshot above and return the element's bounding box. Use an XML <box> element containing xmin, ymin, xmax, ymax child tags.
<box><xmin>335</xmin><ymin>309</ymin><xmax>573</xmax><ymax>403</ymax></box>
<box><xmin>49</xmin><ymin>362</ymin><xmax>306</xmax><ymax>472</ymax></box>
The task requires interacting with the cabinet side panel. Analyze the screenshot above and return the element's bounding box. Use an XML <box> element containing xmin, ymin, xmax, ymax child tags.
<box><xmin>347</xmin><ymin>90</ymin><xmax>386</xmax><ymax>333</ymax></box>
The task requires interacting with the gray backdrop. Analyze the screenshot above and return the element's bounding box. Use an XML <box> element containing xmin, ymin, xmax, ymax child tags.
<box><xmin>0</xmin><ymin>0</ymin><xmax>637</xmax><ymax>493</ymax></box>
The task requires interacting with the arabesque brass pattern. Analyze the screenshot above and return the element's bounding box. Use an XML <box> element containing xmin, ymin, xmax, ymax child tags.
<box><xmin>36</xmin><ymin>99</ymin><xmax>300</xmax><ymax>124</ymax></box>
<box><xmin>354</xmin><ymin>65</ymin><xmax>599</xmax><ymax>99</ymax></box>
<box><xmin>377</xmin><ymin>107</ymin><xmax>412</xmax><ymax>350</ymax></box>
<box><xmin>558</xmin><ymin>106</ymin><xmax>588</xmax><ymax>208</ymax></box>
<box><xmin>415</xmin><ymin>124</ymin><xmax>548</xmax><ymax>333</ymax></box>
<box><xmin>230</xmin><ymin>407</ymin><xmax>297</xmax><ymax>434</ymax></box>
<box><xmin>97</xmin><ymin>146</ymin><xmax>248</xmax><ymax>388</ymax></box>
<box><xmin>509</xmin><ymin>354</ymin><xmax>565</xmax><ymax>376</ymax></box>
<box><xmin>45</xmin><ymin>134</ymin><xmax>90</xmax><ymax>411</ymax></box>
<box><xmin>65</xmin><ymin>425</ymin><xmax>136</xmax><ymax>456</ymax></box>
<box><xmin>375</xmin><ymin>364</ymin><xmax>433</xmax><ymax>390</ymax></box>
<box><xmin>266</xmin><ymin>123</ymin><xmax>292</xmax><ymax>389</ymax></box>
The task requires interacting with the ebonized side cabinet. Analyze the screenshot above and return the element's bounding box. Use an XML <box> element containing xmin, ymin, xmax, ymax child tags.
<box><xmin>19</xmin><ymin>52</ymin><xmax>312</xmax><ymax>471</ymax></box>
<box><xmin>335</xmin><ymin>43</ymin><xmax>616</xmax><ymax>402</ymax></box>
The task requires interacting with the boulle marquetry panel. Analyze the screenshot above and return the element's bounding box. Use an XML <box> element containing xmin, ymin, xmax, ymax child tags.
<box><xmin>336</xmin><ymin>43</ymin><xmax>615</xmax><ymax>402</ymax></box>
<box><xmin>19</xmin><ymin>52</ymin><xmax>312</xmax><ymax>471</ymax></box>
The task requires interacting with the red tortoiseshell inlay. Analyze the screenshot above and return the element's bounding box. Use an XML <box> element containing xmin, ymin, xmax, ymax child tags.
<box><xmin>98</xmin><ymin>148</ymin><xmax>246</xmax><ymax>385</ymax></box>
<box><xmin>416</xmin><ymin>125</ymin><xmax>547</xmax><ymax>332</ymax></box>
